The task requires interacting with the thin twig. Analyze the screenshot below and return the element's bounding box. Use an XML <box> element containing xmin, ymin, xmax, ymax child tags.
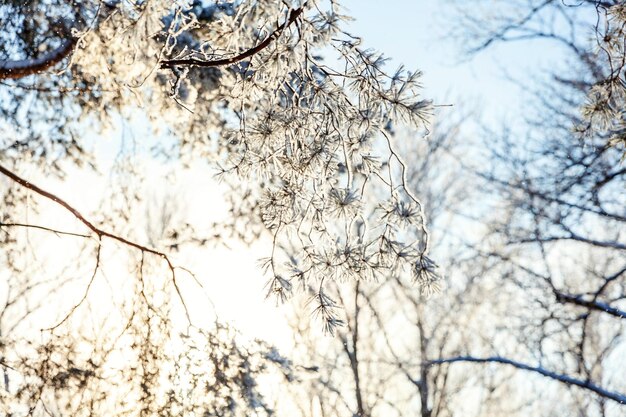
<box><xmin>45</xmin><ymin>238</ymin><xmax>102</xmax><ymax>330</ymax></box>
<box><xmin>0</xmin><ymin>222</ymin><xmax>91</xmax><ymax>238</ymax></box>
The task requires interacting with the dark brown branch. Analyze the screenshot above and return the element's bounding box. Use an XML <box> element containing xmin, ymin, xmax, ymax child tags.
<box><xmin>1</xmin><ymin>163</ymin><xmax>165</xmax><ymax>257</ymax></box>
<box><xmin>593</xmin><ymin>265</ymin><xmax>626</xmax><ymax>301</ymax></box>
<box><xmin>0</xmin><ymin>163</ymin><xmax>192</xmax><ymax>323</ymax></box>
<box><xmin>426</xmin><ymin>356</ymin><xmax>626</xmax><ymax>404</ymax></box>
<box><xmin>510</xmin><ymin>234</ymin><xmax>626</xmax><ymax>251</ymax></box>
<box><xmin>161</xmin><ymin>4</ymin><xmax>306</xmax><ymax>69</ymax></box>
<box><xmin>0</xmin><ymin>37</ymin><xmax>76</xmax><ymax>80</ymax></box>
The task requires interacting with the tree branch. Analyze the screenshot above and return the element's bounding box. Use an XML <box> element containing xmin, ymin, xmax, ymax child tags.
<box><xmin>161</xmin><ymin>4</ymin><xmax>306</xmax><ymax>69</ymax></box>
<box><xmin>555</xmin><ymin>292</ymin><xmax>626</xmax><ymax>319</ymax></box>
<box><xmin>426</xmin><ymin>356</ymin><xmax>626</xmax><ymax>404</ymax></box>
<box><xmin>1</xmin><ymin>163</ymin><xmax>164</xmax><ymax>257</ymax></box>
<box><xmin>0</xmin><ymin>36</ymin><xmax>76</xmax><ymax>80</ymax></box>
<box><xmin>510</xmin><ymin>234</ymin><xmax>626</xmax><ymax>251</ymax></box>
<box><xmin>0</xmin><ymin>221</ymin><xmax>91</xmax><ymax>238</ymax></box>
<box><xmin>469</xmin><ymin>0</ymin><xmax>554</xmax><ymax>53</ymax></box>
<box><xmin>0</xmin><ymin>163</ymin><xmax>192</xmax><ymax>323</ymax></box>
<box><xmin>45</xmin><ymin>239</ymin><xmax>102</xmax><ymax>330</ymax></box>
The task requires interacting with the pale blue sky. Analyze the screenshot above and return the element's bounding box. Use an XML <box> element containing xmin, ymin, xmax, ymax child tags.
<box><xmin>340</xmin><ymin>0</ymin><xmax>560</xmax><ymax>126</ymax></box>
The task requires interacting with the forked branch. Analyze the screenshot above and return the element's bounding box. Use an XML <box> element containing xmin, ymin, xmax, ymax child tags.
<box><xmin>0</xmin><ymin>163</ymin><xmax>192</xmax><ymax>323</ymax></box>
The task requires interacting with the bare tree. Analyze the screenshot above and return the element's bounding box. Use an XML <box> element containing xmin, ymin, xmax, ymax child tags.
<box><xmin>436</xmin><ymin>0</ymin><xmax>626</xmax><ymax>413</ymax></box>
<box><xmin>449</xmin><ymin>0</ymin><xmax>626</xmax><ymax>153</ymax></box>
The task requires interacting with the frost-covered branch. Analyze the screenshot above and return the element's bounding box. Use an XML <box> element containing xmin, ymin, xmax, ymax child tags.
<box><xmin>161</xmin><ymin>3</ymin><xmax>307</xmax><ymax>69</ymax></box>
<box><xmin>0</xmin><ymin>0</ymin><xmax>438</xmax><ymax>336</ymax></box>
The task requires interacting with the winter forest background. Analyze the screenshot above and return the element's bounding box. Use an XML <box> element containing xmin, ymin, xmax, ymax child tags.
<box><xmin>0</xmin><ymin>0</ymin><xmax>625</xmax><ymax>416</ymax></box>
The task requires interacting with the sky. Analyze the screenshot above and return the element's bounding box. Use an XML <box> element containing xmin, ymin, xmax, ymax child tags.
<box><xmin>339</xmin><ymin>0</ymin><xmax>558</xmax><ymax>127</ymax></box>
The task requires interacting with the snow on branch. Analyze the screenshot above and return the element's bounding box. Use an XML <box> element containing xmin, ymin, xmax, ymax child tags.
<box><xmin>426</xmin><ymin>356</ymin><xmax>626</xmax><ymax>404</ymax></box>
<box><xmin>161</xmin><ymin>4</ymin><xmax>307</xmax><ymax>70</ymax></box>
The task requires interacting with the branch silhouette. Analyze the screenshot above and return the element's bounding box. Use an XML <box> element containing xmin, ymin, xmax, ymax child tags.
<box><xmin>426</xmin><ymin>356</ymin><xmax>626</xmax><ymax>404</ymax></box>
<box><xmin>0</xmin><ymin>163</ymin><xmax>192</xmax><ymax>324</ymax></box>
